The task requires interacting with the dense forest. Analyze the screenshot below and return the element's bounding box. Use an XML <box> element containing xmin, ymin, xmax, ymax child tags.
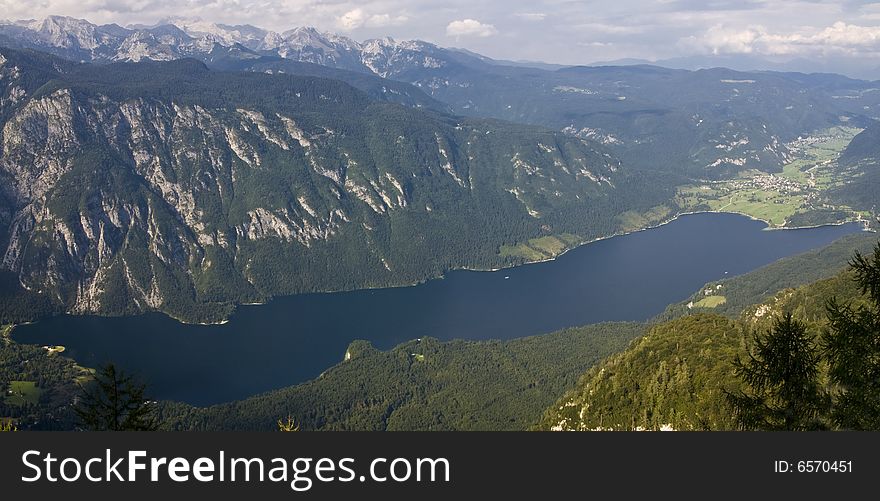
<box><xmin>536</xmin><ymin>243</ymin><xmax>876</xmax><ymax>431</ymax></box>
<box><xmin>155</xmin><ymin>323</ymin><xmax>645</xmax><ymax>431</ymax></box>
<box><xmin>0</xmin><ymin>337</ymin><xmax>84</xmax><ymax>429</ymax></box>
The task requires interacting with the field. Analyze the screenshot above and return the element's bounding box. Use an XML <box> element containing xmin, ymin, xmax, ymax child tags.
<box><xmin>616</xmin><ymin>205</ymin><xmax>674</xmax><ymax>233</ymax></box>
<box><xmin>676</xmin><ymin>127</ymin><xmax>866</xmax><ymax>228</ymax></box>
<box><xmin>694</xmin><ymin>296</ymin><xmax>727</xmax><ymax>308</ymax></box>
<box><xmin>5</xmin><ymin>381</ymin><xmax>41</xmax><ymax>406</ymax></box>
<box><xmin>499</xmin><ymin>233</ymin><xmax>582</xmax><ymax>261</ymax></box>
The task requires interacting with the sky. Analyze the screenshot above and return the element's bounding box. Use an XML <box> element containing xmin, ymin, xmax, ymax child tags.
<box><xmin>4</xmin><ymin>0</ymin><xmax>880</xmax><ymax>68</ymax></box>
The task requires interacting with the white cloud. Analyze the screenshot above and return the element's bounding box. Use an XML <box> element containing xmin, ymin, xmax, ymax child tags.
<box><xmin>680</xmin><ymin>24</ymin><xmax>765</xmax><ymax>54</ymax></box>
<box><xmin>337</xmin><ymin>8</ymin><xmax>367</xmax><ymax>30</ymax></box>
<box><xmin>514</xmin><ymin>13</ymin><xmax>546</xmax><ymax>22</ymax></box>
<box><xmin>809</xmin><ymin>22</ymin><xmax>880</xmax><ymax>47</ymax></box>
<box><xmin>680</xmin><ymin>21</ymin><xmax>880</xmax><ymax>57</ymax></box>
<box><xmin>576</xmin><ymin>23</ymin><xmax>646</xmax><ymax>35</ymax></box>
<box><xmin>446</xmin><ymin>18</ymin><xmax>498</xmax><ymax>38</ymax></box>
<box><xmin>337</xmin><ymin>8</ymin><xmax>407</xmax><ymax>31</ymax></box>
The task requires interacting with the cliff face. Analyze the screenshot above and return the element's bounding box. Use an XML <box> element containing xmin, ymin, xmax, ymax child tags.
<box><xmin>0</xmin><ymin>49</ymin><xmax>632</xmax><ymax>322</ymax></box>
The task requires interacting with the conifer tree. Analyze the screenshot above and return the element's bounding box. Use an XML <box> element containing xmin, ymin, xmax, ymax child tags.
<box><xmin>74</xmin><ymin>364</ymin><xmax>157</xmax><ymax>431</ymax></box>
<box><xmin>727</xmin><ymin>313</ymin><xmax>828</xmax><ymax>430</ymax></box>
<box><xmin>823</xmin><ymin>243</ymin><xmax>880</xmax><ymax>430</ymax></box>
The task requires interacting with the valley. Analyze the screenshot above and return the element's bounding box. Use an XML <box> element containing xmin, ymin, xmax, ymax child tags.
<box><xmin>1</xmin><ymin>15</ymin><xmax>880</xmax><ymax>432</ymax></box>
<box><xmin>10</xmin><ymin>213</ymin><xmax>865</xmax><ymax>410</ymax></box>
<box><xmin>676</xmin><ymin>126</ymin><xmax>872</xmax><ymax>228</ymax></box>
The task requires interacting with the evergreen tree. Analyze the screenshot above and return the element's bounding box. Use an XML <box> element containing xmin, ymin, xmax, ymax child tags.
<box><xmin>727</xmin><ymin>313</ymin><xmax>828</xmax><ymax>430</ymax></box>
<box><xmin>74</xmin><ymin>364</ymin><xmax>157</xmax><ymax>431</ymax></box>
<box><xmin>823</xmin><ymin>243</ymin><xmax>880</xmax><ymax>430</ymax></box>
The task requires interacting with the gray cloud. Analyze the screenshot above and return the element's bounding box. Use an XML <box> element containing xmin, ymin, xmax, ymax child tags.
<box><xmin>2</xmin><ymin>0</ymin><xmax>880</xmax><ymax>68</ymax></box>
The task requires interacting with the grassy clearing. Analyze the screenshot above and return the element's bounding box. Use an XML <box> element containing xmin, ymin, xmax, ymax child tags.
<box><xmin>705</xmin><ymin>189</ymin><xmax>801</xmax><ymax>226</ymax></box>
<box><xmin>499</xmin><ymin>233</ymin><xmax>581</xmax><ymax>261</ymax></box>
<box><xmin>616</xmin><ymin>205</ymin><xmax>673</xmax><ymax>233</ymax></box>
<box><xmin>5</xmin><ymin>381</ymin><xmax>41</xmax><ymax>406</ymax></box>
<box><xmin>694</xmin><ymin>296</ymin><xmax>727</xmax><ymax>308</ymax></box>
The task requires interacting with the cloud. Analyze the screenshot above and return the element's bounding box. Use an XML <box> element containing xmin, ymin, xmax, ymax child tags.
<box><xmin>445</xmin><ymin>18</ymin><xmax>498</xmax><ymax>38</ymax></box>
<box><xmin>810</xmin><ymin>21</ymin><xmax>880</xmax><ymax>47</ymax></box>
<box><xmin>679</xmin><ymin>24</ymin><xmax>766</xmax><ymax>54</ymax></box>
<box><xmin>680</xmin><ymin>21</ymin><xmax>880</xmax><ymax>57</ymax></box>
<box><xmin>578</xmin><ymin>41</ymin><xmax>613</xmax><ymax>47</ymax></box>
<box><xmin>337</xmin><ymin>8</ymin><xmax>408</xmax><ymax>31</ymax></box>
<box><xmin>576</xmin><ymin>23</ymin><xmax>647</xmax><ymax>35</ymax></box>
<box><xmin>514</xmin><ymin>13</ymin><xmax>547</xmax><ymax>22</ymax></box>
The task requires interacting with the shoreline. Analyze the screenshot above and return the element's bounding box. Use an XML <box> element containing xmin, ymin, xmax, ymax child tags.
<box><xmin>461</xmin><ymin>209</ymin><xmax>872</xmax><ymax>274</ymax></box>
<box><xmin>9</xmin><ymin>210</ymin><xmax>870</xmax><ymax>329</ymax></box>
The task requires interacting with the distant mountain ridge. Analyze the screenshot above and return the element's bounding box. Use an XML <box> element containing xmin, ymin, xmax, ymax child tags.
<box><xmin>592</xmin><ymin>54</ymin><xmax>880</xmax><ymax>83</ymax></box>
<box><xmin>0</xmin><ymin>15</ymin><xmax>478</xmax><ymax>78</ymax></box>
<box><xmin>5</xmin><ymin>16</ymin><xmax>880</xmax><ymax>178</ymax></box>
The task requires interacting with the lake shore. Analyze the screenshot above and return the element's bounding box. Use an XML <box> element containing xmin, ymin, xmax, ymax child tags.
<box><xmin>10</xmin><ymin>209</ymin><xmax>872</xmax><ymax>329</ymax></box>
<box><xmin>462</xmin><ymin>209</ymin><xmax>873</xmax><ymax>273</ymax></box>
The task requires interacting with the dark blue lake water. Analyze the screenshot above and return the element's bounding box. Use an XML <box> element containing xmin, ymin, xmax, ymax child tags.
<box><xmin>13</xmin><ymin>213</ymin><xmax>864</xmax><ymax>405</ymax></box>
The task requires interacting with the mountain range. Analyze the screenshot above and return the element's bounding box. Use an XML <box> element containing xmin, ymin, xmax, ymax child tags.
<box><xmin>592</xmin><ymin>54</ymin><xmax>880</xmax><ymax>83</ymax></box>
<box><xmin>5</xmin><ymin>16</ymin><xmax>880</xmax><ymax>178</ymax></box>
<box><xmin>1</xmin><ymin>47</ymin><xmax>673</xmax><ymax>323</ymax></box>
<box><xmin>1</xmin><ymin>15</ymin><xmax>880</xmax><ymax>432</ymax></box>
<box><xmin>2</xmin><ymin>16</ymin><xmax>880</xmax><ymax>323</ymax></box>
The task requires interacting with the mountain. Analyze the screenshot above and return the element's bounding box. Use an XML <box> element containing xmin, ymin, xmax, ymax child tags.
<box><xmin>394</xmin><ymin>61</ymin><xmax>880</xmax><ymax>178</ymax></box>
<box><xmin>0</xmin><ymin>48</ymin><xmax>675</xmax><ymax>323</ymax></box>
<box><xmin>5</xmin><ymin>16</ymin><xmax>880</xmax><ymax>179</ymax></box>
<box><xmin>825</xmin><ymin>122</ymin><xmax>880</xmax><ymax>214</ymax></box>
<box><xmin>0</xmin><ymin>16</ymin><xmax>469</xmax><ymax>77</ymax></box>
<box><xmin>208</xmin><ymin>55</ymin><xmax>447</xmax><ymax>111</ymax></box>
<box><xmin>591</xmin><ymin>54</ymin><xmax>880</xmax><ymax>82</ymax></box>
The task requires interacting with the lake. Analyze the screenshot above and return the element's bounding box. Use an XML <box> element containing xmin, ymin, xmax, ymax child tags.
<box><xmin>12</xmin><ymin>213</ymin><xmax>865</xmax><ymax>405</ymax></box>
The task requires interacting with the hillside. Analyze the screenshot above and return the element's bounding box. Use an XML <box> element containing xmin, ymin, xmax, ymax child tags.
<box><xmin>829</xmin><ymin>121</ymin><xmax>880</xmax><ymax>213</ymax></box>
<box><xmin>536</xmin><ymin>263</ymin><xmax>870</xmax><ymax>431</ymax></box>
<box><xmin>156</xmin><ymin>323</ymin><xmax>645</xmax><ymax>431</ymax></box>
<box><xmin>657</xmin><ymin>231</ymin><xmax>878</xmax><ymax>321</ymax></box>
<box><xmin>0</xmin><ymin>48</ymin><xmax>676</xmax><ymax>323</ymax></box>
